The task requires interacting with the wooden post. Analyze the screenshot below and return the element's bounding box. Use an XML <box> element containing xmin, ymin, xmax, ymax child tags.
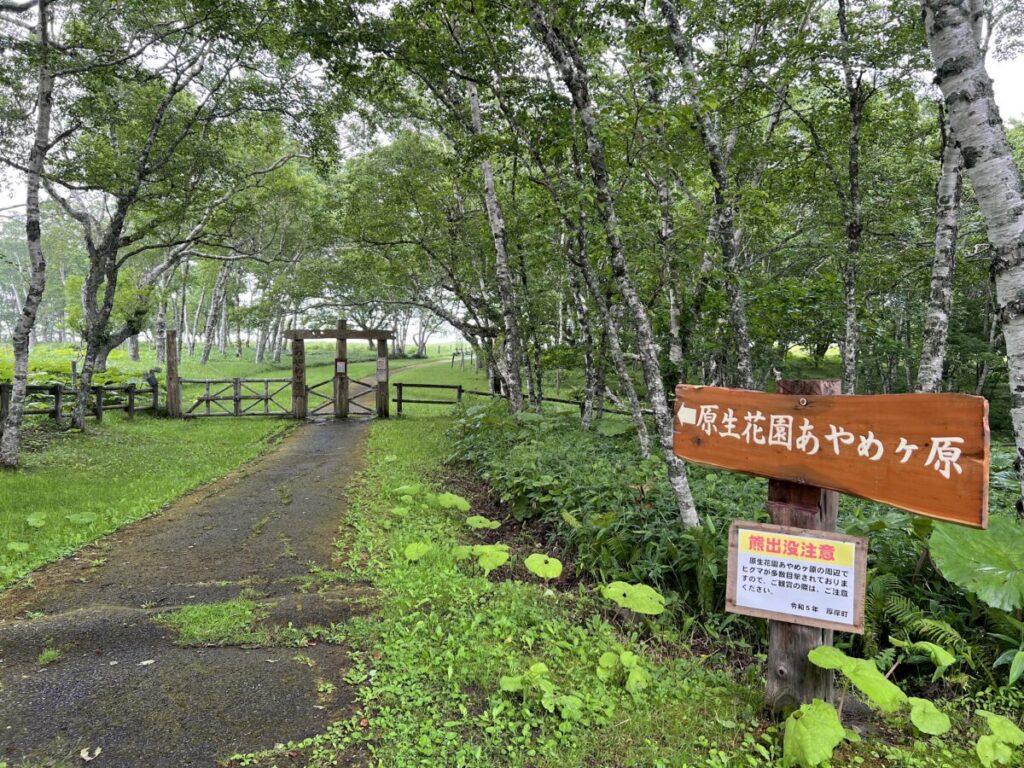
<box><xmin>765</xmin><ymin>379</ymin><xmax>841</xmax><ymax>718</ymax></box>
<box><xmin>51</xmin><ymin>383</ymin><xmax>62</xmax><ymax>424</ymax></box>
<box><xmin>93</xmin><ymin>385</ymin><xmax>104</xmax><ymax>422</ymax></box>
<box><xmin>70</xmin><ymin>360</ymin><xmax>77</xmax><ymax>390</ymax></box>
<box><xmin>376</xmin><ymin>338</ymin><xmax>389</xmax><ymax>418</ymax></box>
<box><xmin>1</xmin><ymin>382</ymin><xmax>12</xmax><ymax>425</ymax></box>
<box><xmin>152</xmin><ymin>379</ymin><xmax>160</xmax><ymax>412</ymax></box>
<box><xmin>396</xmin><ymin>383</ymin><xmax>404</xmax><ymax>416</ymax></box>
<box><xmin>457</xmin><ymin>385</ymin><xmax>463</xmax><ymax>403</ymax></box>
<box><xmin>126</xmin><ymin>384</ymin><xmax>136</xmax><ymax>419</ymax></box>
<box><xmin>335</xmin><ymin>318</ymin><xmax>348</xmax><ymax>418</ymax></box>
<box><xmin>166</xmin><ymin>330</ymin><xmax>181</xmax><ymax>418</ymax></box>
<box><xmin>233</xmin><ymin>378</ymin><xmax>242</xmax><ymax>417</ymax></box>
<box><xmin>292</xmin><ymin>338</ymin><xmax>306</xmax><ymax>419</ymax></box>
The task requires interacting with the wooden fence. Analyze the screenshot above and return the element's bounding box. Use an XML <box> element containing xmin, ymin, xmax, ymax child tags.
<box><xmin>0</xmin><ymin>382</ymin><xmax>159</xmax><ymax>429</ymax></box>
<box><xmin>179</xmin><ymin>378</ymin><xmax>291</xmax><ymax>417</ymax></box>
<box><xmin>393</xmin><ymin>382</ymin><xmax>658</xmax><ymax>418</ymax></box>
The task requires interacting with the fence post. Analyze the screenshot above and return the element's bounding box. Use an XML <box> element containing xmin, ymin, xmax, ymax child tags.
<box><xmin>1</xmin><ymin>382</ymin><xmax>12</xmax><ymax>425</ymax></box>
<box><xmin>336</xmin><ymin>317</ymin><xmax>348</xmax><ymax>418</ymax></box>
<box><xmin>396</xmin><ymin>383</ymin><xmax>403</xmax><ymax>416</ymax></box>
<box><xmin>152</xmin><ymin>379</ymin><xmax>160</xmax><ymax>412</ymax></box>
<box><xmin>765</xmin><ymin>379</ymin><xmax>841</xmax><ymax>717</ymax></box>
<box><xmin>166</xmin><ymin>330</ymin><xmax>181</xmax><ymax>418</ymax></box>
<box><xmin>292</xmin><ymin>337</ymin><xmax>307</xmax><ymax>419</ymax></box>
<box><xmin>93</xmin><ymin>385</ymin><xmax>104</xmax><ymax>422</ymax></box>
<box><xmin>233</xmin><ymin>378</ymin><xmax>242</xmax><ymax>417</ymax></box>
<box><xmin>71</xmin><ymin>360</ymin><xmax>77</xmax><ymax>390</ymax></box>
<box><xmin>376</xmin><ymin>338</ymin><xmax>390</xmax><ymax>418</ymax></box>
<box><xmin>51</xmin><ymin>383</ymin><xmax>62</xmax><ymax>425</ymax></box>
<box><xmin>457</xmin><ymin>385</ymin><xmax>463</xmax><ymax>404</ymax></box>
<box><xmin>127</xmin><ymin>384</ymin><xmax>136</xmax><ymax>419</ymax></box>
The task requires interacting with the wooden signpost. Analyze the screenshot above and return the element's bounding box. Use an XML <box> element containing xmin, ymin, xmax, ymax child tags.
<box><xmin>674</xmin><ymin>383</ymin><xmax>989</xmax><ymax>528</ymax></box>
<box><xmin>673</xmin><ymin>380</ymin><xmax>990</xmax><ymax>716</ymax></box>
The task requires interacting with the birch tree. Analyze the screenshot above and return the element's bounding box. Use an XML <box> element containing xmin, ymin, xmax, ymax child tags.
<box><xmin>921</xmin><ymin>0</ymin><xmax>1024</xmax><ymax>506</ymax></box>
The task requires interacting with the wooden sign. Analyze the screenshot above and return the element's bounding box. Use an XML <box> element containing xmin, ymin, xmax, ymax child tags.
<box><xmin>726</xmin><ymin>521</ymin><xmax>867</xmax><ymax>634</ymax></box>
<box><xmin>674</xmin><ymin>385</ymin><xmax>989</xmax><ymax>528</ymax></box>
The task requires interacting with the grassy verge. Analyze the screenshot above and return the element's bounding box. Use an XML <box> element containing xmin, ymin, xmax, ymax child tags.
<box><xmin>0</xmin><ymin>413</ymin><xmax>293</xmax><ymax>588</ymax></box>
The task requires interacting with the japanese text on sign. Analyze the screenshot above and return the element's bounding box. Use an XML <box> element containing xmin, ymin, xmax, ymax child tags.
<box><xmin>673</xmin><ymin>385</ymin><xmax>989</xmax><ymax>527</ymax></box>
<box><xmin>726</xmin><ymin>521</ymin><xmax>867</xmax><ymax>634</ymax></box>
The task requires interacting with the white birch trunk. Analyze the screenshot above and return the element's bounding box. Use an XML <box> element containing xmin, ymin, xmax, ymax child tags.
<box><xmin>922</xmin><ymin>0</ymin><xmax>1024</xmax><ymax>505</ymax></box>
<box><xmin>467</xmin><ymin>82</ymin><xmax>526</xmax><ymax>412</ymax></box>
<box><xmin>918</xmin><ymin>111</ymin><xmax>962</xmax><ymax>392</ymax></box>
<box><xmin>1</xmin><ymin>0</ymin><xmax>54</xmax><ymax>467</ymax></box>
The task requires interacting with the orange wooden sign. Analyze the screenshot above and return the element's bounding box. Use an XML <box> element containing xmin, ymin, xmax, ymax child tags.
<box><xmin>673</xmin><ymin>385</ymin><xmax>989</xmax><ymax>528</ymax></box>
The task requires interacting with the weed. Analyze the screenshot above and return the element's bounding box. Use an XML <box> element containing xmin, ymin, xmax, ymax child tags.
<box><xmin>38</xmin><ymin>643</ymin><xmax>61</xmax><ymax>666</ymax></box>
<box><xmin>154</xmin><ymin>599</ymin><xmax>270</xmax><ymax>647</ymax></box>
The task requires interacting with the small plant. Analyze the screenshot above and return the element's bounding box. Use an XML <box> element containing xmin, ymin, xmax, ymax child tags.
<box><xmin>38</xmin><ymin>643</ymin><xmax>61</xmax><ymax>666</ymax></box>
<box><xmin>293</xmin><ymin>654</ymin><xmax>315</xmax><ymax>667</ymax></box>
<box><xmin>782</xmin><ymin>699</ymin><xmax>847</xmax><ymax>768</ymax></box>
<box><xmin>403</xmin><ymin>542</ymin><xmax>432</xmax><ymax>562</ymax></box>
<box><xmin>600</xmin><ymin>581</ymin><xmax>666</xmax><ymax>616</ymax></box>
<box><xmin>595</xmin><ymin>649</ymin><xmax>650</xmax><ymax>695</ymax></box>
<box><xmin>524</xmin><ymin>553</ymin><xmax>562</xmax><ymax>580</ymax></box>
<box><xmin>465</xmin><ymin>514</ymin><xmax>500</xmax><ymax>530</ymax></box>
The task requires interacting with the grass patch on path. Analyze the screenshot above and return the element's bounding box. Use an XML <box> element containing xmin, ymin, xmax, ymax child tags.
<box><xmin>155</xmin><ymin>598</ymin><xmax>270</xmax><ymax>647</ymax></box>
<box><xmin>0</xmin><ymin>413</ymin><xmax>293</xmax><ymax>588</ymax></box>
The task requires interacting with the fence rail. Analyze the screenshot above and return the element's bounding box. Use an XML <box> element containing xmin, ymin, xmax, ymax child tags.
<box><xmin>394</xmin><ymin>381</ymin><xmax>668</xmax><ymax>419</ymax></box>
<box><xmin>180</xmin><ymin>377</ymin><xmax>291</xmax><ymax>418</ymax></box>
<box><xmin>0</xmin><ymin>382</ymin><xmax>159</xmax><ymax>429</ymax></box>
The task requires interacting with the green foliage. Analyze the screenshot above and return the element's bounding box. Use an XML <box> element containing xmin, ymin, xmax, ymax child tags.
<box><xmin>524</xmin><ymin>553</ymin><xmax>563</xmax><ymax>580</ymax></box>
<box><xmin>465</xmin><ymin>515</ymin><xmax>501</xmax><ymax>530</ymax></box>
<box><xmin>782</xmin><ymin>700</ymin><xmax>846</xmax><ymax>768</ymax></box>
<box><xmin>472</xmin><ymin>544</ymin><xmax>509</xmax><ymax>575</ymax></box>
<box><xmin>975</xmin><ymin>710</ymin><xmax>1024</xmax><ymax>767</ymax></box>
<box><xmin>930</xmin><ymin>518</ymin><xmax>1024</xmax><ymax>611</ymax></box>
<box><xmin>37</xmin><ymin>644</ymin><xmax>61</xmax><ymax>667</ymax></box>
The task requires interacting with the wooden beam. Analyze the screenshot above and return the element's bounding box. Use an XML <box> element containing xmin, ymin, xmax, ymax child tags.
<box><xmin>283</xmin><ymin>328</ymin><xmax>395</xmax><ymax>341</ymax></box>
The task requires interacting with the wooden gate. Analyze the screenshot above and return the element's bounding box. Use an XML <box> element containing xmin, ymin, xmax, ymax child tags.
<box><xmin>166</xmin><ymin>322</ymin><xmax>393</xmax><ymax>420</ymax></box>
<box><xmin>287</xmin><ymin>319</ymin><xmax>391</xmax><ymax>420</ymax></box>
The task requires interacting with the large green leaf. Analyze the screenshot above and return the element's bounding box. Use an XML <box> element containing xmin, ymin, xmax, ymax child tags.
<box><xmin>930</xmin><ymin>517</ymin><xmax>1024</xmax><ymax>611</ymax></box>
<box><xmin>465</xmin><ymin>515</ymin><xmax>500</xmax><ymax>530</ymax></box>
<box><xmin>843</xmin><ymin>657</ymin><xmax>908</xmax><ymax>713</ymax></box>
<box><xmin>783</xmin><ymin>699</ymin><xmax>845</xmax><ymax>768</ymax></box>
<box><xmin>890</xmin><ymin>637</ymin><xmax>956</xmax><ymax>677</ymax></box>
<box><xmin>404</xmin><ymin>542</ymin><xmax>432</xmax><ymax>562</ymax></box>
<box><xmin>473</xmin><ymin>544</ymin><xmax>509</xmax><ymax>575</ymax></box>
<box><xmin>524</xmin><ymin>553</ymin><xmax>563</xmax><ymax>580</ymax></box>
<box><xmin>437</xmin><ymin>492</ymin><xmax>471</xmax><ymax>512</ymax></box>
<box><xmin>807</xmin><ymin>646</ymin><xmax>907</xmax><ymax>713</ymax></box>
<box><xmin>601</xmin><ymin>581</ymin><xmax>666</xmax><ymax>616</ymax></box>
<box><xmin>807</xmin><ymin>645</ymin><xmax>847</xmax><ymax>670</ymax></box>
<box><xmin>908</xmin><ymin>697</ymin><xmax>951</xmax><ymax>736</ymax></box>
<box><xmin>977</xmin><ymin>710</ymin><xmax>1024</xmax><ymax>746</ymax></box>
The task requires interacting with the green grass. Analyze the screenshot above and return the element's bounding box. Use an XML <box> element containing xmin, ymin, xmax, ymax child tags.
<box><xmin>155</xmin><ymin>599</ymin><xmax>270</xmax><ymax>647</ymax></box>
<box><xmin>0</xmin><ymin>413</ymin><xmax>294</xmax><ymax>588</ymax></box>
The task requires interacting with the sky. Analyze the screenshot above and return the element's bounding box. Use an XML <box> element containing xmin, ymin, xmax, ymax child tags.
<box><xmin>2</xmin><ymin>53</ymin><xmax>1023</xmax><ymax>214</ymax></box>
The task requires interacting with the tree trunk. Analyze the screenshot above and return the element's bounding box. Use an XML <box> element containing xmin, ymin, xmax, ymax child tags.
<box><xmin>128</xmin><ymin>334</ymin><xmax>140</xmax><ymax>361</ymax></box>
<box><xmin>922</xmin><ymin>0</ymin><xmax>1024</xmax><ymax>506</ymax></box>
<box><xmin>467</xmin><ymin>81</ymin><xmax>526</xmax><ymax>412</ymax></box>
<box><xmin>529</xmin><ymin>2</ymin><xmax>698</xmax><ymax>526</ymax></box>
<box><xmin>918</xmin><ymin>108</ymin><xmax>962</xmax><ymax>392</ymax></box>
<box><xmin>201</xmin><ymin>265</ymin><xmax>228</xmax><ymax>365</ymax></box>
<box><xmin>0</xmin><ymin>0</ymin><xmax>54</xmax><ymax>467</ymax></box>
